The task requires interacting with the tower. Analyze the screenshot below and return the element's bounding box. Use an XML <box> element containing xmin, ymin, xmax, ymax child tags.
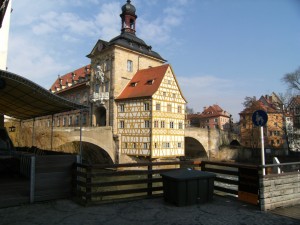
<box><xmin>87</xmin><ymin>0</ymin><xmax>166</xmax><ymax>134</ymax></box>
<box><xmin>120</xmin><ymin>0</ymin><xmax>137</xmax><ymax>34</ymax></box>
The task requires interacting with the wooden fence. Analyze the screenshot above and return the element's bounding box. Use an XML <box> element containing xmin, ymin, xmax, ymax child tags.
<box><xmin>73</xmin><ymin>160</ymin><xmax>259</xmax><ymax>206</ymax></box>
<box><xmin>18</xmin><ymin>153</ymin><xmax>78</xmax><ymax>203</ymax></box>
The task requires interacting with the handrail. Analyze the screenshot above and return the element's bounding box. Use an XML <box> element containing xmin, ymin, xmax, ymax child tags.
<box><xmin>260</xmin><ymin>161</ymin><xmax>300</xmax><ymax>168</ymax></box>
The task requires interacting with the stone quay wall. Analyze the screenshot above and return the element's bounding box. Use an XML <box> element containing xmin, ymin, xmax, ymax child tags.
<box><xmin>259</xmin><ymin>172</ymin><xmax>300</xmax><ymax>211</ymax></box>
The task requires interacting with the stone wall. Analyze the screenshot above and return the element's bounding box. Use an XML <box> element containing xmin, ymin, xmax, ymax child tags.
<box><xmin>259</xmin><ymin>172</ymin><xmax>300</xmax><ymax>211</ymax></box>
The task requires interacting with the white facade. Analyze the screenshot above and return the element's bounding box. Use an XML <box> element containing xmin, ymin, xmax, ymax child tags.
<box><xmin>0</xmin><ymin>0</ymin><xmax>11</xmax><ymax>70</ymax></box>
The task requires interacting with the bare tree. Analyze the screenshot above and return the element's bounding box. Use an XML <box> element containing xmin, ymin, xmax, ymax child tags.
<box><xmin>282</xmin><ymin>67</ymin><xmax>300</xmax><ymax>91</ymax></box>
<box><xmin>186</xmin><ymin>106</ymin><xmax>194</xmax><ymax>114</ymax></box>
<box><xmin>242</xmin><ymin>96</ymin><xmax>256</xmax><ymax>108</ymax></box>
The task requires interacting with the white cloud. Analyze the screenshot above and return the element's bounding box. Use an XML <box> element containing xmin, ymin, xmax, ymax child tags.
<box><xmin>94</xmin><ymin>2</ymin><xmax>121</xmax><ymax>40</ymax></box>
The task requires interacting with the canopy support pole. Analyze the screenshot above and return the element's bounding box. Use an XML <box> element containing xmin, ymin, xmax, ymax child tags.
<box><xmin>79</xmin><ymin>110</ymin><xmax>83</xmax><ymax>163</ymax></box>
<box><xmin>32</xmin><ymin>118</ymin><xmax>35</xmax><ymax>147</ymax></box>
<box><xmin>50</xmin><ymin>115</ymin><xmax>54</xmax><ymax>151</ymax></box>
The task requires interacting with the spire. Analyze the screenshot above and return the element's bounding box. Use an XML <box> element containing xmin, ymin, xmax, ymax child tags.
<box><xmin>120</xmin><ymin>0</ymin><xmax>137</xmax><ymax>35</ymax></box>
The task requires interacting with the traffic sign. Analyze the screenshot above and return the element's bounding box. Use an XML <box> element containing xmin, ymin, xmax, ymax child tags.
<box><xmin>252</xmin><ymin>110</ymin><xmax>268</xmax><ymax>126</ymax></box>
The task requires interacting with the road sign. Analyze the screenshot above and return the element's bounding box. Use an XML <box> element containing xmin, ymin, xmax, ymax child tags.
<box><xmin>252</xmin><ymin>110</ymin><xmax>268</xmax><ymax>126</ymax></box>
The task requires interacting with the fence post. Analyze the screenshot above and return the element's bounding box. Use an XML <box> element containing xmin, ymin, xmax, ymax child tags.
<box><xmin>147</xmin><ymin>164</ymin><xmax>153</xmax><ymax>197</ymax></box>
<box><xmin>201</xmin><ymin>161</ymin><xmax>206</xmax><ymax>171</ymax></box>
<box><xmin>86</xmin><ymin>165</ymin><xmax>92</xmax><ymax>204</ymax></box>
<box><xmin>30</xmin><ymin>156</ymin><xmax>36</xmax><ymax>203</ymax></box>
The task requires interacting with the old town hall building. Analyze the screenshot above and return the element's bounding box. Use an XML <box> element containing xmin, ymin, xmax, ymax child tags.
<box><xmin>50</xmin><ymin>1</ymin><xmax>186</xmax><ymax>160</ymax></box>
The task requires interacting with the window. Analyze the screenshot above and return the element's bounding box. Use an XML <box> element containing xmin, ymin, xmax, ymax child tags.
<box><xmin>120</xmin><ymin>104</ymin><xmax>125</xmax><ymax>112</ymax></box>
<box><xmin>75</xmin><ymin>116</ymin><xmax>79</xmax><ymax>126</ymax></box>
<box><xmin>154</xmin><ymin>143</ymin><xmax>157</xmax><ymax>148</ymax></box>
<box><xmin>154</xmin><ymin>120</ymin><xmax>159</xmax><ymax>128</ymax></box>
<box><xmin>57</xmin><ymin>118</ymin><xmax>60</xmax><ymax>127</ymax></box>
<box><xmin>163</xmin><ymin>142</ymin><xmax>170</xmax><ymax>148</ymax></box>
<box><xmin>82</xmin><ymin>114</ymin><xmax>87</xmax><ymax>125</ymax></box>
<box><xmin>274</xmin><ymin>122</ymin><xmax>278</xmax><ymax>127</ymax></box>
<box><xmin>127</xmin><ymin>60</ymin><xmax>133</xmax><ymax>72</ymax></box>
<box><xmin>168</xmin><ymin>80</ymin><xmax>171</xmax><ymax>84</ymax></box>
<box><xmin>133</xmin><ymin>143</ymin><xmax>136</xmax><ymax>149</ymax></box>
<box><xmin>69</xmin><ymin>116</ymin><xmax>72</xmax><ymax>126</ymax></box>
<box><xmin>173</xmin><ymin>93</ymin><xmax>176</xmax><ymax>98</ymax></box>
<box><xmin>105</xmin><ymin>59</ymin><xmax>110</xmax><ymax>71</ymax></box>
<box><xmin>47</xmin><ymin>120</ymin><xmax>51</xmax><ymax>127</ymax></box>
<box><xmin>63</xmin><ymin>117</ymin><xmax>67</xmax><ymax>126</ymax></box>
<box><xmin>163</xmin><ymin>92</ymin><xmax>166</xmax><ymax>97</ymax></box>
<box><xmin>120</xmin><ymin>120</ymin><xmax>125</xmax><ymax>128</ymax></box>
<box><xmin>156</xmin><ymin>103</ymin><xmax>161</xmax><ymax>111</ymax></box>
<box><xmin>146</xmin><ymin>80</ymin><xmax>154</xmax><ymax>85</ymax></box>
<box><xmin>143</xmin><ymin>143</ymin><xmax>148</xmax><ymax>149</ymax></box>
<box><xmin>130</xmin><ymin>19</ymin><xmax>134</xmax><ymax>29</ymax></box>
<box><xmin>214</xmin><ymin>118</ymin><xmax>218</xmax><ymax>122</ymax></box>
<box><xmin>170</xmin><ymin>121</ymin><xmax>174</xmax><ymax>129</ymax></box>
<box><xmin>178</xmin><ymin>142</ymin><xmax>182</xmax><ymax>148</ymax></box>
<box><xmin>144</xmin><ymin>102</ymin><xmax>150</xmax><ymax>111</ymax></box>
<box><xmin>124</xmin><ymin>142</ymin><xmax>127</xmax><ymax>148</ymax></box>
<box><xmin>177</xmin><ymin>106</ymin><xmax>182</xmax><ymax>113</ymax></box>
<box><xmin>179</xmin><ymin>122</ymin><xmax>183</xmax><ymax>129</ymax></box>
<box><xmin>144</xmin><ymin>120</ymin><xmax>150</xmax><ymax>128</ymax></box>
<box><xmin>130</xmin><ymin>82</ymin><xmax>137</xmax><ymax>87</ymax></box>
<box><xmin>167</xmin><ymin>104</ymin><xmax>172</xmax><ymax>112</ymax></box>
<box><xmin>161</xmin><ymin>120</ymin><xmax>165</xmax><ymax>128</ymax></box>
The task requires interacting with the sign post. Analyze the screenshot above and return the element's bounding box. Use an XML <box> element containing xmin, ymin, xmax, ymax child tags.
<box><xmin>252</xmin><ymin>110</ymin><xmax>268</xmax><ymax>175</ymax></box>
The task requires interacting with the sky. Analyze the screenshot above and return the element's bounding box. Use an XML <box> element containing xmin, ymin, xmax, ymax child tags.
<box><xmin>6</xmin><ymin>0</ymin><xmax>300</xmax><ymax>121</ymax></box>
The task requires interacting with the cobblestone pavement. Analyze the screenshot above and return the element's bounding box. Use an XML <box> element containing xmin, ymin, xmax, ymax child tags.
<box><xmin>0</xmin><ymin>196</ymin><xmax>299</xmax><ymax>225</ymax></box>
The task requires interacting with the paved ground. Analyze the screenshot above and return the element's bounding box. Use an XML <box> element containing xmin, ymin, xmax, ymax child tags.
<box><xmin>0</xmin><ymin>196</ymin><xmax>299</xmax><ymax>225</ymax></box>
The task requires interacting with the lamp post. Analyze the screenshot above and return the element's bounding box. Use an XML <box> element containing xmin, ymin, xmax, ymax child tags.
<box><xmin>8</xmin><ymin>125</ymin><xmax>16</xmax><ymax>132</ymax></box>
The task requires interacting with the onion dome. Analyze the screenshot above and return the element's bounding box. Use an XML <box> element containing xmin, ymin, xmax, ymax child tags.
<box><xmin>121</xmin><ymin>0</ymin><xmax>136</xmax><ymax>16</ymax></box>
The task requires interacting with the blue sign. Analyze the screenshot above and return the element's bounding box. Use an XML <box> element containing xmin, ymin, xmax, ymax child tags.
<box><xmin>252</xmin><ymin>110</ymin><xmax>268</xmax><ymax>126</ymax></box>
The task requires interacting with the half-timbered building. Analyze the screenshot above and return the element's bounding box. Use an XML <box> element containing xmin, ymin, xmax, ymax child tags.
<box><xmin>116</xmin><ymin>64</ymin><xmax>186</xmax><ymax>158</ymax></box>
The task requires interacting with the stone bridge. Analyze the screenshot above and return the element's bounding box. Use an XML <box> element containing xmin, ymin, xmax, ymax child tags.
<box><xmin>21</xmin><ymin>126</ymin><xmax>240</xmax><ymax>164</ymax></box>
<box><xmin>184</xmin><ymin>127</ymin><xmax>240</xmax><ymax>159</ymax></box>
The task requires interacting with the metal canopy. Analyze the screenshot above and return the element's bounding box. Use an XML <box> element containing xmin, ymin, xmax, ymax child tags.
<box><xmin>0</xmin><ymin>70</ymin><xmax>88</xmax><ymax>120</ymax></box>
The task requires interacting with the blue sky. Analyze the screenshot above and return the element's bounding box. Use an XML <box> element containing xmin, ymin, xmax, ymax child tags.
<box><xmin>7</xmin><ymin>0</ymin><xmax>300</xmax><ymax>121</ymax></box>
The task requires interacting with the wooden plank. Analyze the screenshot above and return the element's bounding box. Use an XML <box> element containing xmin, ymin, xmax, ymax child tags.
<box><xmin>203</xmin><ymin>168</ymin><xmax>239</xmax><ymax>176</ymax></box>
<box><xmin>215</xmin><ymin>177</ymin><xmax>238</xmax><ymax>185</ymax></box>
<box><xmin>91</xmin><ymin>186</ymin><xmax>163</xmax><ymax>197</ymax></box>
<box><xmin>90</xmin><ymin>178</ymin><xmax>162</xmax><ymax>187</ymax></box>
<box><xmin>35</xmin><ymin>156</ymin><xmax>76</xmax><ymax>169</ymax></box>
<box><xmin>238</xmin><ymin>191</ymin><xmax>258</xmax><ymax>205</ymax></box>
<box><xmin>36</xmin><ymin>166</ymin><xmax>73</xmax><ymax>174</ymax></box>
<box><xmin>214</xmin><ymin>186</ymin><xmax>238</xmax><ymax>195</ymax></box>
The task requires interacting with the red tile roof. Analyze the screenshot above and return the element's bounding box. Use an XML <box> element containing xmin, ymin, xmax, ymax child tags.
<box><xmin>239</xmin><ymin>100</ymin><xmax>277</xmax><ymax>114</ymax></box>
<box><xmin>116</xmin><ymin>64</ymin><xmax>170</xmax><ymax>100</ymax></box>
<box><xmin>50</xmin><ymin>65</ymin><xmax>91</xmax><ymax>92</ymax></box>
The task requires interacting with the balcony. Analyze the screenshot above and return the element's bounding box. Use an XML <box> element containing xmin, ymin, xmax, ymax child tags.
<box><xmin>90</xmin><ymin>92</ymin><xmax>109</xmax><ymax>103</ymax></box>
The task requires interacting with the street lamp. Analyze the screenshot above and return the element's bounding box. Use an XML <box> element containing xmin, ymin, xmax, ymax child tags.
<box><xmin>8</xmin><ymin>125</ymin><xmax>16</xmax><ymax>132</ymax></box>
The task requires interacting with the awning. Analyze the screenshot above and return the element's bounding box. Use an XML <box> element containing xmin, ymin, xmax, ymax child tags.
<box><xmin>0</xmin><ymin>70</ymin><xmax>88</xmax><ymax>120</ymax></box>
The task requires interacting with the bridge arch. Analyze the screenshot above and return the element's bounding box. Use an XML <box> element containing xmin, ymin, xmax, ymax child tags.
<box><xmin>57</xmin><ymin>141</ymin><xmax>114</xmax><ymax>164</ymax></box>
<box><xmin>185</xmin><ymin>137</ymin><xmax>208</xmax><ymax>160</ymax></box>
<box><xmin>230</xmin><ymin>140</ymin><xmax>241</xmax><ymax>146</ymax></box>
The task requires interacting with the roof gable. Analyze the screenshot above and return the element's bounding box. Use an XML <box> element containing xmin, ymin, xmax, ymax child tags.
<box><xmin>116</xmin><ymin>64</ymin><xmax>169</xmax><ymax>100</ymax></box>
<box><xmin>50</xmin><ymin>65</ymin><xmax>91</xmax><ymax>92</ymax></box>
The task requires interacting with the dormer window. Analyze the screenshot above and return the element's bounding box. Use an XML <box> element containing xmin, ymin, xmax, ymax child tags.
<box><xmin>146</xmin><ymin>80</ymin><xmax>154</xmax><ymax>85</ymax></box>
<box><xmin>130</xmin><ymin>82</ymin><xmax>137</xmax><ymax>87</ymax></box>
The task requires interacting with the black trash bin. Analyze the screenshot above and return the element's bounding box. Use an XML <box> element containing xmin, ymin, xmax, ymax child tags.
<box><xmin>161</xmin><ymin>169</ymin><xmax>216</xmax><ymax>206</ymax></box>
